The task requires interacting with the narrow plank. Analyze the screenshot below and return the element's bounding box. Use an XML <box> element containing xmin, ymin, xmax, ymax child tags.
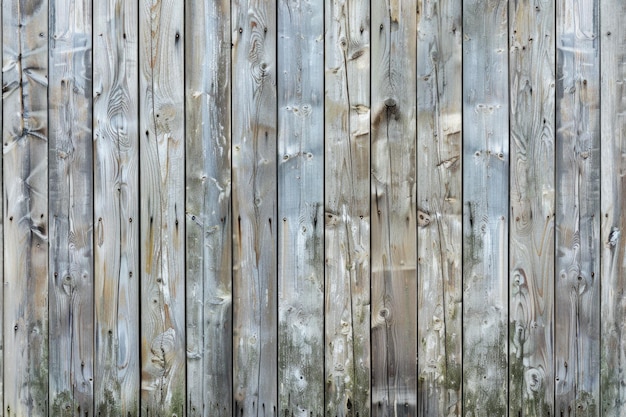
<box><xmin>462</xmin><ymin>1</ymin><xmax>509</xmax><ymax>416</ymax></box>
<box><xmin>277</xmin><ymin>0</ymin><xmax>324</xmax><ymax>416</ymax></box>
<box><xmin>555</xmin><ymin>0</ymin><xmax>600</xmax><ymax>415</ymax></box>
<box><xmin>48</xmin><ymin>0</ymin><xmax>94</xmax><ymax>414</ymax></box>
<box><xmin>185</xmin><ymin>0</ymin><xmax>232</xmax><ymax>415</ymax></box>
<box><xmin>508</xmin><ymin>1</ymin><xmax>555</xmax><ymax>416</ymax></box>
<box><xmin>416</xmin><ymin>0</ymin><xmax>462</xmax><ymax>415</ymax></box>
<box><xmin>93</xmin><ymin>0</ymin><xmax>140</xmax><ymax>415</ymax></box>
<box><xmin>231</xmin><ymin>0</ymin><xmax>278</xmax><ymax>416</ymax></box>
<box><xmin>600</xmin><ymin>1</ymin><xmax>626</xmax><ymax>415</ymax></box>
<box><xmin>138</xmin><ymin>0</ymin><xmax>185</xmax><ymax>414</ymax></box>
<box><xmin>2</xmin><ymin>0</ymin><xmax>48</xmax><ymax>415</ymax></box>
<box><xmin>324</xmin><ymin>0</ymin><xmax>371</xmax><ymax>415</ymax></box>
<box><xmin>371</xmin><ymin>0</ymin><xmax>418</xmax><ymax>415</ymax></box>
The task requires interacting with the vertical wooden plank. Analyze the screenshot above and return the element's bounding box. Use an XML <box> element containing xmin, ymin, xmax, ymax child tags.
<box><xmin>371</xmin><ymin>0</ymin><xmax>418</xmax><ymax>415</ymax></box>
<box><xmin>508</xmin><ymin>1</ymin><xmax>556</xmax><ymax>416</ymax></box>
<box><xmin>93</xmin><ymin>0</ymin><xmax>140</xmax><ymax>415</ymax></box>
<box><xmin>462</xmin><ymin>1</ymin><xmax>509</xmax><ymax>416</ymax></box>
<box><xmin>555</xmin><ymin>0</ymin><xmax>600</xmax><ymax>415</ymax></box>
<box><xmin>2</xmin><ymin>0</ymin><xmax>48</xmax><ymax>415</ymax></box>
<box><xmin>416</xmin><ymin>0</ymin><xmax>462</xmax><ymax>415</ymax></box>
<box><xmin>185</xmin><ymin>0</ymin><xmax>232</xmax><ymax>415</ymax></box>
<box><xmin>138</xmin><ymin>0</ymin><xmax>185</xmax><ymax>414</ymax></box>
<box><xmin>231</xmin><ymin>0</ymin><xmax>277</xmax><ymax>416</ymax></box>
<box><xmin>49</xmin><ymin>0</ymin><xmax>94</xmax><ymax>414</ymax></box>
<box><xmin>277</xmin><ymin>0</ymin><xmax>324</xmax><ymax>416</ymax></box>
<box><xmin>600</xmin><ymin>1</ymin><xmax>626</xmax><ymax>415</ymax></box>
<box><xmin>324</xmin><ymin>0</ymin><xmax>370</xmax><ymax>415</ymax></box>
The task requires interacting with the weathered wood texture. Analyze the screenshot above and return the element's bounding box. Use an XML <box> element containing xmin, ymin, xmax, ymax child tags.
<box><xmin>93</xmin><ymin>0</ymin><xmax>140</xmax><ymax>415</ymax></box>
<box><xmin>555</xmin><ymin>0</ymin><xmax>600</xmax><ymax>415</ymax></box>
<box><xmin>139</xmin><ymin>0</ymin><xmax>186</xmax><ymax>414</ymax></box>
<box><xmin>416</xmin><ymin>0</ymin><xmax>462</xmax><ymax>415</ymax></box>
<box><xmin>601</xmin><ymin>1</ymin><xmax>626</xmax><ymax>415</ymax></box>
<box><xmin>48</xmin><ymin>0</ymin><xmax>94</xmax><ymax>414</ymax></box>
<box><xmin>508</xmin><ymin>1</ymin><xmax>555</xmax><ymax>416</ymax></box>
<box><xmin>277</xmin><ymin>0</ymin><xmax>324</xmax><ymax>416</ymax></box>
<box><xmin>462</xmin><ymin>1</ymin><xmax>509</xmax><ymax>416</ymax></box>
<box><xmin>3</xmin><ymin>0</ymin><xmax>48</xmax><ymax>415</ymax></box>
<box><xmin>231</xmin><ymin>1</ymin><xmax>278</xmax><ymax>416</ymax></box>
<box><xmin>324</xmin><ymin>0</ymin><xmax>371</xmax><ymax>415</ymax></box>
<box><xmin>185</xmin><ymin>0</ymin><xmax>232</xmax><ymax>416</ymax></box>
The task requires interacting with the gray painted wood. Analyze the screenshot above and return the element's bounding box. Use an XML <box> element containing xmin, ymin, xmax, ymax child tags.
<box><xmin>277</xmin><ymin>0</ymin><xmax>324</xmax><ymax>416</ymax></box>
<box><xmin>601</xmin><ymin>1</ymin><xmax>626</xmax><ymax>415</ymax></box>
<box><xmin>93</xmin><ymin>0</ymin><xmax>140</xmax><ymax>415</ymax></box>
<box><xmin>462</xmin><ymin>1</ymin><xmax>509</xmax><ymax>416</ymax></box>
<box><xmin>416</xmin><ymin>0</ymin><xmax>462</xmax><ymax>415</ymax></box>
<box><xmin>48</xmin><ymin>0</ymin><xmax>94</xmax><ymax>414</ymax></box>
<box><xmin>324</xmin><ymin>0</ymin><xmax>371</xmax><ymax>415</ymax></box>
<box><xmin>231</xmin><ymin>0</ymin><xmax>278</xmax><ymax>416</ymax></box>
<box><xmin>138</xmin><ymin>0</ymin><xmax>186</xmax><ymax>414</ymax></box>
<box><xmin>2</xmin><ymin>0</ymin><xmax>48</xmax><ymax>415</ymax></box>
<box><xmin>508</xmin><ymin>1</ymin><xmax>555</xmax><ymax>416</ymax></box>
<box><xmin>185</xmin><ymin>0</ymin><xmax>232</xmax><ymax>416</ymax></box>
<box><xmin>555</xmin><ymin>0</ymin><xmax>600</xmax><ymax>415</ymax></box>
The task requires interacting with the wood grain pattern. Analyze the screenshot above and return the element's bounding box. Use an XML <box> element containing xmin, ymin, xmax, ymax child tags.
<box><xmin>555</xmin><ymin>0</ymin><xmax>600</xmax><ymax>415</ymax></box>
<box><xmin>93</xmin><ymin>0</ymin><xmax>140</xmax><ymax>415</ymax></box>
<box><xmin>48</xmin><ymin>0</ymin><xmax>94</xmax><ymax>414</ymax></box>
<box><xmin>371</xmin><ymin>0</ymin><xmax>418</xmax><ymax>415</ymax></box>
<box><xmin>231</xmin><ymin>1</ymin><xmax>277</xmax><ymax>416</ymax></box>
<box><xmin>139</xmin><ymin>0</ymin><xmax>185</xmax><ymax>414</ymax></box>
<box><xmin>508</xmin><ymin>1</ymin><xmax>555</xmax><ymax>416</ymax></box>
<box><xmin>600</xmin><ymin>1</ymin><xmax>626</xmax><ymax>415</ymax></box>
<box><xmin>324</xmin><ymin>0</ymin><xmax>371</xmax><ymax>415</ymax></box>
<box><xmin>462</xmin><ymin>1</ymin><xmax>509</xmax><ymax>416</ymax></box>
<box><xmin>277</xmin><ymin>0</ymin><xmax>324</xmax><ymax>416</ymax></box>
<box><xmin>185</xmin><ymin>0</ymin><xmax>232</xmax><ymax>415</ymax></box>
<box><xmin>2</xmin><ymin>0</ymin><xmax>48</xmax><ymax>415</ymax></box>
<box><xmin>416</xmin><ymin>0</ymin><xmax>462</xmax><ymax>415</ymax></box>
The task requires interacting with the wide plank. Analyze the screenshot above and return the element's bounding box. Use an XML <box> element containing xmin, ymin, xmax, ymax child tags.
<box><xmin>416</xmin><ymin>0</ymin><xmax>462</xmax><ymax>415</ymax></box>
<box><xmin>2</xmin><ymin>0</ymin><xmax>48</xmax><ymax>415</ymax></box>
<box><xmin>277</xmin><ymin>0</ymin><xmax>324</xmax><ymax>416</ymax></box>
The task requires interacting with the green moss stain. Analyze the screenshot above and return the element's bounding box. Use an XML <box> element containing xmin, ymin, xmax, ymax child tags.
<box><xmin>51</xmin><ymin>391</ymin><xmax>73</xmax><ymax>417</ymax></box>
<box><xmin>170</xmin><ymin>378</ymin><xmax>185</xmax><ymax>416</ymax></box>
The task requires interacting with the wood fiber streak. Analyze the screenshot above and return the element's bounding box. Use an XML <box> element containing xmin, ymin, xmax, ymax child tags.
<box><xmin>324</xmin><ymin>0</ymin><xmax>371</xmax><ymax>415</ymax></box>
<box><xmin>231</xmin><ymin>1</ymin><xmax>278</xmax><ymax>416</ymax></box>
<box><xmin>48</xmin><ymin>0</ymin><xmax>94</xmax><ymax>414</ymax></box>
<box><xmin>185</xmin><ymin>0</ymin><xmax>232</xmax><ymax>416</ymax></box>
<box><xmin>600</xmin><ymin>1</ymin><xmax>626</xmax><ymax>415</ymax></box>
<box><xmin>555</xmin><ymin>0</ymin><xmax>600</xmax><ymax>415</ymax></box>
<box><xmin>508</xmin><ymin>1</ymin><xmax>555</xmax><ymax>416</ymax></box>
<box><xmin>93</xmin><ymin>0</ymin><xmax>140</xmax><ymax>415</ymax></box>
<box><xmin>462</xmin><ymin>1</ymin><xmax>509</xmax><ymax>416</ymax></box>
<box><xmin>416</xmin><ymin>0</ymin><xmax>462</xmax><ymax>415</ymax></box>
<box><xmin>371</xmin><ymin>0</ymin><xmax>418</xmax><ymax>415</ymax></box>
<box><xmin>139</xmin><ymin>0</ymin><xmax>185</xmax><ymax>414</ymax></box>
<box><xmin>2</xmin><ymin>0</ymin><xmax>48</xmax><ymax>415</ymax></box>
<box><xmin>277</xmin><ymin>0</ymin><xmax>324</xmax><ymax>416</ymax></box>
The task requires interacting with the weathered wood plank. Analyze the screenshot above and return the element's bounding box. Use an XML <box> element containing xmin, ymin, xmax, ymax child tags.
<box><xmin>508</xmin><ymin>1</ymin><xmax>555</xmax><ymax>416</ymax></box>
<box><xmin>49</xmin><ymin>0</ymin><xmax>94</xmax><ymax>414</ymax></box>
<box><xmin>555</xmin><ymin>0</ymin><xmax>600</xmax><ymax>415</ymax></box>
<box><xmin>185</xmin><ymin>0</ymin><xmax>232</xmax><ymax>415</ymax></box>
<box><xmin>2</xmin><ymin>0</ymin><xmax>48</xmax><ymax>415</ymax></box>
<box><xmin>324</xmin><ymin>0</ymin><xmax>370</xmax><ymax>415</ymax></box>
<box><xmin>139</xmin><ymin>0</ymin><xmax>185</xmax><ymax>414</ymax></box>
<box><xmin>462</xmin><ymin>1</ymin><xmax>509</xmax><ymax>416</ymax></box>
<box><xmin>416</xmin><ymin>0</ymin><xmax>462</xmax><ymax>415</ymax></box>
<box><xmin>231</xmin><ymin>1</ymin><xmax>277</xmax><ymax>416</ymax></box>
<box><xmin>371</xmin><ymin>0</ymin><xmax>418</xmax><ymax>415</ymax></box>
<box><xmin>277</xmin><ymin>0</ymin><xmax>324</xmax><ymax>416</ymax></box>
<box><xmin>93</xmin><ymin>0</ymin><xmax>140</xmax><ymax>415</ymax></box>
<box><xmin>600</xmin><ymin>2</ymin><xmax>626</xmax><ymax>415</ymax></box>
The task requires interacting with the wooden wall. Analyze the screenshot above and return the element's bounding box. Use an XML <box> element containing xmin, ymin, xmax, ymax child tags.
<box><xmin>0</xmin><ymin>0</ymin><xmax>624</xmax><ymax>416</ymax></box>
